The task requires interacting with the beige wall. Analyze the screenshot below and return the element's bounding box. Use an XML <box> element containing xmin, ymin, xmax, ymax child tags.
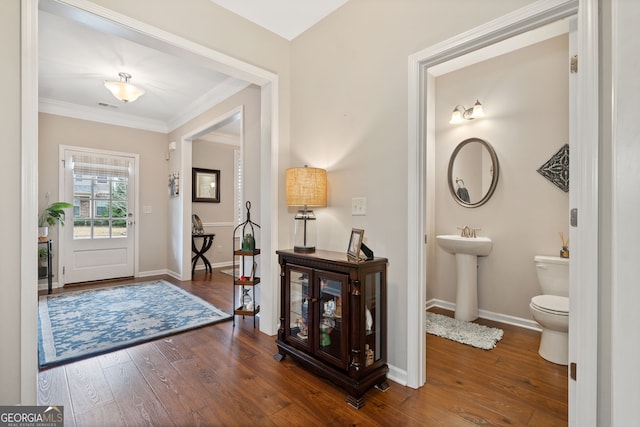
<box><xmin>85</xmin><ymin>0</ymin><xmax>292</xmax><ymax>259</ymax></box>
<box><xmin>432</xmin><ymin>35</ymin><xmax>570</xmax><ymax>320</ymax></box>
<box><xmin>168</xmin><ymin>84</ymin><xmax>262</xmax><ymax>275</ymax></box>
<box><xmin>38</xmin><ymin>113</ymin><xmax>170</xmax><ymax>277</ymax></box>
<box><xmin>11</xmin><ymin>2</ymin><xmax>635</xmax><ymax>418</ymax></box>
<box><xmin>290</xmin><ymin>0</ymin><xmax>537</xmax><ymax>377</ymax></box>
<box><xmin>192</xmin><ymin>139</ymin><xmax>237</xmax><ymax>266</ymax></box>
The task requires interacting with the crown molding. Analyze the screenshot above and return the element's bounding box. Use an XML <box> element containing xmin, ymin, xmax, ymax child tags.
<box><xmin>39</xmin><ymin>98</ymin><xmax>168</xmax><ymax>133</ymax></box>
<box><xmin>198</xmin><ymin>132</ymin><xmax>240</xmax><ymax>146</ymax></box>
<box><xmin>166</xmin><ymin>78</ymin><xmax>250</xmax><ymax>132</ymax></box>
<box><xmin>39</xmin><ymin>78</ymin><xmax>250</xmax><ymax>134</ymax></box>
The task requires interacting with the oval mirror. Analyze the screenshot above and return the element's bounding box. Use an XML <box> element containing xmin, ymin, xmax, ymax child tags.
<box><xmin>447</xmin><ymin>137</ymin><xmax>499</xmax><ymax>208</ymax></box>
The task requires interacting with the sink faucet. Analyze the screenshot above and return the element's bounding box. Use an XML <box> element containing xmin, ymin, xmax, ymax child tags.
<box><xmin>458</xmin><ymin>226</ymin><xmax>480</xmax><ymax>238</ymax></box>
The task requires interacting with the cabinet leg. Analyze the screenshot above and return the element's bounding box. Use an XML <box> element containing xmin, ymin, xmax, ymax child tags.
<box><xmin>273</xmin><ymin>352</ymin><xmax>286</xmax><ymax>362</ymax></box>
<box><xmin>345</xmin><ymin>394</ymin><xmax>365</xmax><ymax>409</ymax></box>
<box><xmin>375</xmin><ymin>381</ymin><xmax>390</xmax><ymax>392</ymax></box>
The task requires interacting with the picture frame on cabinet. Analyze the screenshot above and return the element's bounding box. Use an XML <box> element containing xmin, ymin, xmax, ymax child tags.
<box><xmin>347</xmin><ymin>228</ymin><xmax>364</xmax><ymax>260</ymax></box>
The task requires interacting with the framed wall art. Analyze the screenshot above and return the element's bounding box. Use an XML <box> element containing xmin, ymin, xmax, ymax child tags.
<box><xmin>192</xmin><ymin>168</ymin><xmax>220</xmax><ymax>203</ymax></box>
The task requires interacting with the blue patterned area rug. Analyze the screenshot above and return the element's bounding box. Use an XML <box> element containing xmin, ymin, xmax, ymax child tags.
<box><xmin>38</xmin><ymin>280</ymin><xmax>231</xmax><ymax>368</ymax></box>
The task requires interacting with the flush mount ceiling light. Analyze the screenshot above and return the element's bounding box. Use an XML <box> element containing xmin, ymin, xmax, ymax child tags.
<box><xmin>104</xmin><ymin>72</ymin><xmax>145</xmax><ymax>103</ymax></box>
<box><xmin>450</xmin><ymin>100</ymin><xmax>484</xmax><ymax>124</ymax></box>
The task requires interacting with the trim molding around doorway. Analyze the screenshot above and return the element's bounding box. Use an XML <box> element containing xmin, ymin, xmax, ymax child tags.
<box><xmin>22</xmin><ymin>0</ymin><xmax>281</xmax><ymax>403</ymax></box>
<box><xmin>407</xmin><ymin>0</ymin><xmax>598</xmax><ymax>425</ymax></box>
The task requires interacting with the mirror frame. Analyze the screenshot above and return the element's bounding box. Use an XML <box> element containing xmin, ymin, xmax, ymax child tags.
<box><xmin>447</xmin><ymin>137</ymin><xmax>499</xmax><ymax>208</ymax></box>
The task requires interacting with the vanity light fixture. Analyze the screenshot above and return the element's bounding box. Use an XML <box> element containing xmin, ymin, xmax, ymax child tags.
<box><xmin>286</xmin><ymin>165</ymin><xmax>327</xmax><ymax>253</ymax></box>
<box><xmin>104</xmin><ymin>72</ymin><xmax>145</xmax><ymax>103</ymax></box>
<box><xmin>449</xmin><ymin>100</ymin><xmax>484</xmax><ymax>124</ymax></box>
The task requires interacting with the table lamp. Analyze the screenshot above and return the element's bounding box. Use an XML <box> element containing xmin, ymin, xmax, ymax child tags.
<box><xmin>286</xmin><ymin>166</ymin><xmax>327</xmax><ymax>253</ymax></box>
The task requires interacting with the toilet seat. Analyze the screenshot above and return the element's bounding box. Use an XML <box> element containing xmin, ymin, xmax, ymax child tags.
<box><xmin>531</xmin><ymin>295</ymin><xmax>569</xmax><ymax>316</ymax></box>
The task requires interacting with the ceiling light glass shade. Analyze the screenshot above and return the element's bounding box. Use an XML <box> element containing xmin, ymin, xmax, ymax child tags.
<box><xmin>471</xmin><ymin>100</ymin><xmax>484</xmax><ymax>118</ymax></box>
<box><xmin>286</xmin><ymin>166</ymin><xmax>327</xmax><ymax>253</ymax></box>
<box><xmin>449</xmin><ymin>108</ymin><xmax>464</xmax><ymax>124</ymax></box>
<box><xmin>104</xmin><ymin>72</ymin><xmax>145</xmax><ymax>103</ymax></box>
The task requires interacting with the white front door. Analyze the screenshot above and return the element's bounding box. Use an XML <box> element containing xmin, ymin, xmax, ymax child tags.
<box><xmin>61</xmin><ymin>147</ymin><xmax>137</xmax><ymax>284</ymax></box>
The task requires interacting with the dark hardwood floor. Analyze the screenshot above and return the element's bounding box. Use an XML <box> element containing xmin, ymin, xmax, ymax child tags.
<box><xmin>38</xmin><ymin>270</ymin><xmax>567</xmax><ymax>426</ymax></box>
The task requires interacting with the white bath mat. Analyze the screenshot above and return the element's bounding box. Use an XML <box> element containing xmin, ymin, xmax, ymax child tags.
<box><xmin>426</xmin><ymin>311</ymin><xmax>503</xmax><ymax>350</ymax></box>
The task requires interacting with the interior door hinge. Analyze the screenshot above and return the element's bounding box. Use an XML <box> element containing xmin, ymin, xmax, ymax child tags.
<box><xmin>62</xmin><ymin>266</ymin><xmax>65</xmax><ymax>275</ymax></box>
<box><xmin>570</xmin><ymin>208</ymin><xmax>578</xmax><ymax>227</ymax></box>
<box><xmin>570</xmin><ymin>55</ymin><xmax>578</xmax><ymax>73</ymax></box>
<box><xmin>62</xmin><ymin>159</ymin><xmax>66</xmax><ymax>168</ymax></box>
<box><xmin>570</xmin><ymin>362</ymin><xmax>577</xmax><ymax>380</ymax></box>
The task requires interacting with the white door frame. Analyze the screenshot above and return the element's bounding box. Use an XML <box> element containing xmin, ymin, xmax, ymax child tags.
<box><xmin>21</xmin><ymin>0</ymin><xmax>280</xmax><ymax>402</ymax></box>
<box><xmin>180</xmin><ymin>106</ymin><xmax>244</xmax><ymax>278</ymax></box>
<box><xmin>46</xmin><ymin>0</ymin><xmax>279</xmax><ymax>339</ymax></box>
<box><xmin>58</xmin><ymin>145</ymin><xmax>139</xmax><ymax>285</ymax></box>
<box><xmin>407</xmin><ymin>0</ymin><xmax>598</xmax><ymax>425</ymax></box>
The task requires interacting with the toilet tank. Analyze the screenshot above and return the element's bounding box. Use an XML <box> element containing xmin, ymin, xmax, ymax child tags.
<box><xmin>534</xmin><ymin>255</ymin><xmax>569</xmax><ymax>296</ymax></box>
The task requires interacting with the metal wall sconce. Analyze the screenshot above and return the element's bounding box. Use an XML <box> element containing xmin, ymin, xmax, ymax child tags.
<box><xmin>449</xmin><ymin>100</ymin><xmax>484</xmax><ymax>124</ymax></box>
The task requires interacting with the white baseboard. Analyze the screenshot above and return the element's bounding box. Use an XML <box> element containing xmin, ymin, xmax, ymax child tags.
<box><xmin>387</xmin><ymin>364</ymin><xmax>407</xmax><ymax>387</ymax></box>
<box><xmin>137</xmin><ymin>269</ymin><xmax>168</xmax><ymax>278</ymax></box>
<box><xmin>426</xmin><ymin>298</ymin><xmax>541</xmax><ymax>332</ymax></box>
<box><xmin>212</xmin><ymin>260</ymin><xmax>234</xmax><ymax>269</ymax></box>
<box><xmin>192</xmin><ymin>260</ymin><xmax>234</xmax><ymax>271</ymax></box>
<box><xmin>164</xmin><ymin>269</ymin><xmax>181</xmax><ymax>280</ymax></box>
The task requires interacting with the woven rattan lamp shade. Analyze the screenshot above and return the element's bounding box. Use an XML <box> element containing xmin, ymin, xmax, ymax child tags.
<box><xmin>286</xmin><ymin>167</ymin><xmax>327</xmax><ymax>207</ymax></box>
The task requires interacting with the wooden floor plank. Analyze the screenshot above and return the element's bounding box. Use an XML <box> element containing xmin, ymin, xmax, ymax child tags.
<box><xmin>38</xmin><ymin>271</ymin><xmax>567</xmax><ymax>426</ymax></box>
<box><xmin>64</xmin><ymin>357</ymin><xmax>115</xmax><ymax>415</ymax></box>
<box><xmin>37</xmin><ymin>366</ymin><xmax>77</xmax><ymax>427</ymax></box>
<box><xmin>102</xmin><ymin>360</ymin><xmax>173</xmax><ymax>426</ymax></box>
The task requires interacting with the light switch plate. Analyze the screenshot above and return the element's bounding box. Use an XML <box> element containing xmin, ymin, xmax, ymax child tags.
<box><xmin>352</xmin><ymin>197</ymin><xmax>366</xmax><ymax>216</ymax></box>
<box><xmin>143</xmin><ymin>205</ymin><xmax>152</xmax><ymax>214</ymax></box>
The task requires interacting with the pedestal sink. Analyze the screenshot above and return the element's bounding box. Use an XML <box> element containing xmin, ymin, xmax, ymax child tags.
<box><xmin>436</xmin><ymin>235</ymin><xmax>492</xmax><ymax>321</ymax></box>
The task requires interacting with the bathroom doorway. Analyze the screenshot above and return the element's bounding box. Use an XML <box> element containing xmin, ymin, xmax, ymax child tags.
<box><xmin>407</xmin><ymin>1</ymin><xmax>599</xmax><ymax>424</ymax></box>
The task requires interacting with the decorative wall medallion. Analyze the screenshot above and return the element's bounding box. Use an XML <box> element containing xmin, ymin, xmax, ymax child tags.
<box><xmin>537</xmin><ymin>144</ymin><xmax>569</xmax><ymax>192</ymax></box>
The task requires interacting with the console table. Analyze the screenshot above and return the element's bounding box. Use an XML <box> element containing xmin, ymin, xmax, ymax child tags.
<box><xmin>191</xmin><ymin>233</ymin><xmax>215</xmax><ymax>275</ymax></box>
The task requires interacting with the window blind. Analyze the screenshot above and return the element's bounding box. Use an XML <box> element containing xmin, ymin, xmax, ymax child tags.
<box><xmin>71</xmin><ymin>154</ymin><xmax>130</xmax><ymax>178</ymax></box>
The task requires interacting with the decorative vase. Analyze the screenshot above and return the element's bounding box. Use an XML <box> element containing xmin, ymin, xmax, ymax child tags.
<box><xmin>242</xmin><ymin>234</ymin><xmax>255</xmax><ymax>251</ymax></box>
<box><xmin>319</xmin><ymin>318</ymin><xmax>335</xmax><ymax>347</ymax></box>
<box><xmin>241</xmin><ymin>288</ymin><xmax>253</xmax><ymax>311</ymax></box>
<box><xmin>38</xmin><ymin>226</ymin><xmax>48</xmax><ymax>242</ymax></box>
<box><xmin>365</xmin><ymin>306</ymin><xmax>373</xmax><ymax>331</ymax></box>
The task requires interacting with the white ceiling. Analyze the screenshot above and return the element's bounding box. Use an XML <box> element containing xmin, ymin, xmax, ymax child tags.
<box><xmin>38</xmin><ymin>0</ymin><xmax>348</xmax><ymax>136</ymax></box>
<box><xmin>39</xmin><ymin>0</ymin><xmax>561</xmax><ymax>138</ymax></box>
<box><xmin>210</xmin><ymin>0</ymin><xmax>349</xmax><ymax>40</ymax></box>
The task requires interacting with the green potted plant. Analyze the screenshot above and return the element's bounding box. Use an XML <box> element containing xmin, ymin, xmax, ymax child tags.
<box><xmin>38</xmin><ymin>201</ymin><xmax>73</xmax><ymax>241</ymax></box>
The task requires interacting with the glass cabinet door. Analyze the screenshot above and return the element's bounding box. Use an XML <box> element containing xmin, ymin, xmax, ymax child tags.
<box><xmin>364</xmin><ymin>270</ymin><xmax>382</xmax><ymax>367</ymax></box>
<box><xmin>286</xmin><ymin>266</ymin><xmax>311</xmax><ymax>349</ymax></box>
<box><xmin>316</xmin><ymin>271</ymin><xmax>348</xmax><ymax>369</ymax></box>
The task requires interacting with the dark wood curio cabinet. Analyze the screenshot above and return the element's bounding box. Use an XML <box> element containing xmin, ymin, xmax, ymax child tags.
<box><xmin>274</xmin><ymin>249</ymin><xmax>389</xmax><ymax>408</ymax></box>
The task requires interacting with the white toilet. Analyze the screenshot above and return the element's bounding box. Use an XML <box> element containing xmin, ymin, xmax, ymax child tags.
<box><xmin>529</xmin><ymin>255</ymin><xmax>569</xmax><ymax>365</ymax></box>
